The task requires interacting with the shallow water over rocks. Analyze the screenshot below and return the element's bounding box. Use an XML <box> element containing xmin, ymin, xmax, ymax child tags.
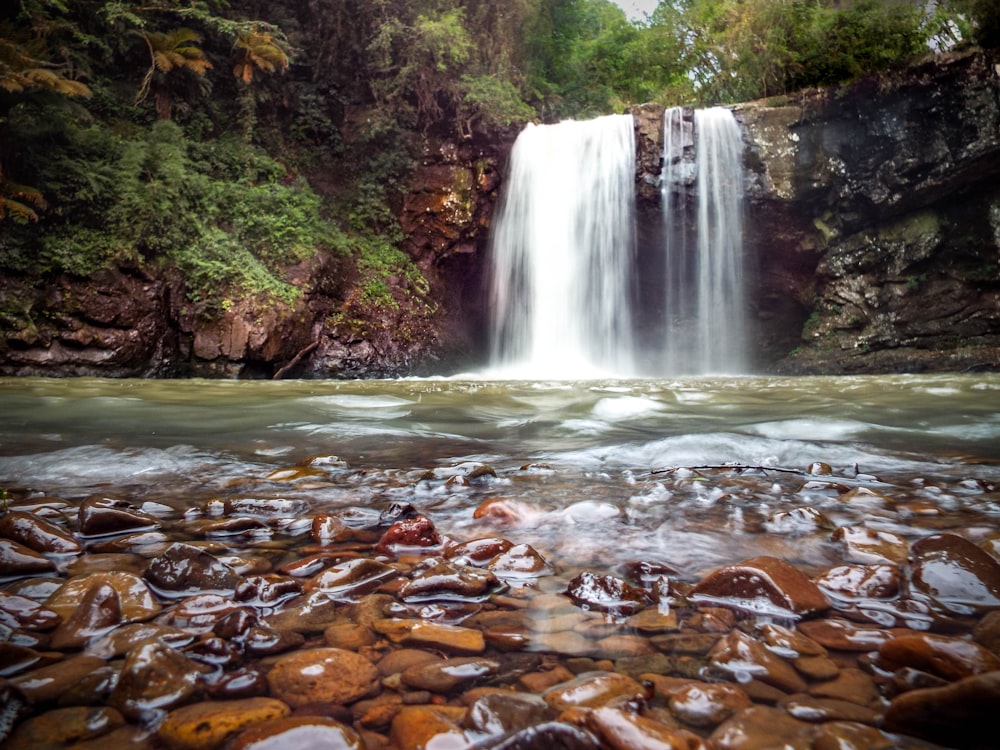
<box><xmin>0</xmin><ymin>374</ymin><xmax>998</xmax><ymax>749</ymax></box>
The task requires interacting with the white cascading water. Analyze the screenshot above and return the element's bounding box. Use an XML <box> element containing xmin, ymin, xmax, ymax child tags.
<box><xmin>661</xmin><ymin>106</ymin><xmax>748</xmax><ymax>374</ymax></box>
<box><xmin>488</xmin><ymin>114</ymin><xmax>637</xmax><ymax>378</ymax></box>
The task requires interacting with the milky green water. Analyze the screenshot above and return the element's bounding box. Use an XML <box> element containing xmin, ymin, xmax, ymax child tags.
<box><xmin>1</xmin><ymin>374</ymin><xmax>997</xmax><ymax>576</ymax></box>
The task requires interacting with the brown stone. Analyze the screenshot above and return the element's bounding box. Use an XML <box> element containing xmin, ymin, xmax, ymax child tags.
<box><xmin>45</xmin><ymin>571</ymin><xmax>160</xmax><ymax>623</ymax></box>
<box><xmin>710</xmin><ymin>706</ymin><xmax>816</xmax><ymax>750</ymax></box>
<box><xmin>49</xmin><ymin>580</ymin><xmax>123</xmax><ymax>650</ymax></box>
<box><xmin>0</xmin><ymin>539</ymin><xmax>56</xmax><ymax>577</ymax></box>
<box><xmin>669</xmin><ymin>682</ymin><xmax>752</xmax><ymax>728</ymax></box>
<box><xmin>400</xmin><ymin>656</ymin><xmax>500</xmax><ymax>693</ymax></box>
<box><xmin>10</xmin><ymin>654</ymin><xmax>106</xmax><ymax>704</ymax></box>
<box><xmin>831</xmin><ymin>527</ymin><xmax>908</xmax><ymax>565</ymax></box>
<box><xmin>389</xmin><ymin>705</ymin><xmax>469</xmax><ymax>750</ymax></box>
<box><xmin>2</xmin><ymin>706</ymin><xmax>125</xmax><ymax>750</ymax></box>
<box><xmin>157</xmin><ymin>698</ymin><xmax>291</xmax><ymax>750</ymax></box>
<box><xmin>780</xmin><ymin>695</ymin><xmax>881</xmax><ymax>724</ymax></box>
<box><xmin>878</xmin><ymin>632</ymin><xmax>1000</xmax><ymax>680</ymax></box>
<box><xmin>0</xmin><ymin>511</ymin><xmax>82</xmax><ymax>555</ymax></box>
<box><xmin>809</xmin><ymin>668</ymin><xmax>880</xmax><ymax>707</ymax></box>
<box><xmin>78</xmin><ymin>495</ymin><xmax>161</xmax><ymax>537</ymax></box>
<box><xmin>543</xmin><ymin>671</ymin><xmax>645</xmax><ymax>712</ymax></box>
<box><xmin>110</xmin><ymin>642</ymin><xmax>209</xmax><ymax>720</ymax></box>
<box><xmin>324</xmin><ymin>621</ymin><xmax>377</xmax><ymax>650</ymax></box>
<box><xmin>908</xmin><ymin>533</ymin><xmax>1000</xmax><ymax>613</ymax></box>
<box><xmin>797</xmin><ymin>618</ymin><xmax>902</xmax><ymax>652</ymax></box>
<box><xmin>465</xmin><ymin>691</ymin><xmax>552</xmax><ymax>735</ymax></box>
<box><xmin>230</xmin><ymin>716</ymin><xmax>364</xmax><ymax>750</ymax></box>
<box><xmin>707</xmin><ymin>630</ymin><xmax>807</xmax><ymax>693</ymax></box>
<box><xmin>973</xmin><ymin>610</ymin><xmax>1000</xmax><ymax>656</ymax></box>
<box><xmin>882</xmin><ymin>670</ymin><xmax>1000</xmax><ymax>748</ymax></box>
<box><xmin>267</xmin><ymin>648</ymin><xmax>379</xmax><ymax>707</ymax></box>
<box><xmin>586</xmin><ymin>706</ymin><xmax>711</xmax><ymax>750</ymax></box>
<box><xmin>0</xmin><ymin>590</ymin><xmax>61</xmax><ymax>631</ymax></box>
<box><xmin>372</xmin><ymin>619</ymin><xmax>486</xmax><ymax>654</ymax></box>
<box><xmin>813</xmin><ymin>563</ymin><xmax>900</xmax><ymax>601</ymax></box>
<box><xmin>691</xmin><ymin>556</ymin><xmax>829</xmax><ymax>616</ymax></box>
<box><xmin>812</xmin><ymin>721</ymin><xmax>898</xmax><ymax>750</ymax></box>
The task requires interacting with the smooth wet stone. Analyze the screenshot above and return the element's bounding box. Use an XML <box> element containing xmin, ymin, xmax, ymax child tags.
<box><xmin>565</xmin><ymin>572</ymin><xmax>650</xmax><ymax>615</ymax></box>
<box><xmin>375</xmin><ymin>515</ymin><xmax>443</xmax><ymax>555</ymax></box>
<box><xmin>780</xmin><ymin>695</ymin><xmax>880</xmax><ymax>724</ymax></box>
<box><xmin>973</xmin><ymin>609</ymin><xmax>1000</xmax><ymax>655</ymax></box>
<box><xmin>690</xmin><ymin>556</ymin><xmax>829</xmax><ymax>616</ymax></box>
<box><xmin>882</xmin><ymin>670</ymin><xmax>1000</xmax><ymax>748</ymax></box>
<box><xmin>627</xmin><ymin>607</ymin><xmax>680</xmax><ymax>634</ymax></box>
<box><xmin>389</xmin><ymin>705</ymin><xmax>469</xmax><ymax>750</ymax></box>
<box><xmin>373</xmin><ymin>618</ymin><xmax>486</xmax><ymax>654</ymax></box>
<box><xmin>591</xmin><ymin>634</ymin><xmax>656</xmax><ymax>659</ymax></box>
<box><xmin>46</xmin><ymin>571</ymin><xmax>160</xmax><ymax>624</ymax></box>
<box><xmin>668</xmin><ymin>682</ymin><xmax>752</xmax><ymax>728</ymax></box>
<box><xmin>585</xmin><ymin>706</ymin><xmax>710</xmax><ymax>750</ymax></box>
<box><xmin>145</xmin><ymin>543</ymin><xmax>241</xmax><ymax>596</ymax></box>
<box><xmin>707</xmin><ymin>630</ymin><xmax>807</xmax><ymax>693</ymax></box>
<box><xmin>0</xmin><ymin>538</ymin><xmax>56</xmax><ymax>576</ymax></box>
<box><xmin>650</xmin><ymin>633</ymin><xmax>721</xmax><ymax>656</ymax></box>
<box><xmin>812</xmin><ymin>721</ymin><xmax>899</xmax><ymax>750</ymax></box>
<box><xmin>796</xmin><ymin>618</ymin><xmax>902</xmax><ymax>652</ymax></box>
<box><xmin>78</xmin><ymin>495</ymin><xmax>162</xmax><ymax>537</ymax></box>
<box><xmin>792</xmin><ymin>654</ymin><xmax>840</xmax><ymax>681</ymax></box>
<box><xmin>157</xmin><ymin>697</ymin><xmax>291</xmax><ymax>750</ymax></box>
<box><xmin>808</xmin><ymin>668</ymin><xmax>879</xmax><ymax>707</ymax></box>
<box><xmin>877</xmin><ymin>632</ymin><xmax>1000</xmax><ymax>680</ymax></box>
<box><xmin>908</xmin><ymin>532</ymin><xmax>1000</xmax><ymax>613</ymax></box>
<box><xmin>324</xmin><ymin>621</ymin><xmax>377</xmax><ymax>650</ymax></box>
<box><xmin>486</xmin><ymin>544</ymin><xmax>552</xmax><ymax>579</ymax></box>
<box><xmin>543</xmin><ymin>671</ymin><xmax>645</xmax><ymax>711</ymax></box>
<box><xmin>89</xmin><ymin>530</ymin><xmax>172</xmax><ymax>554</ymax></box>
<box><xmin>753</xmin><ymin>623</ymin><xmax>826</xmax><ymax>658</ymax></box>
<box><xmin>765</xmin><ymin>506</ymin><xmax>835</xmax><ymax>533</ymax></box>
<box><xmin>0</xmin><ymin>643</ymin><xmax>61</xmax><ymax>677</ymax></box>
<box><xmin>267</xmin><ymin>647</ymin><xmax>378</xmax><ymax>707</ymax></box>
<box><xmin>9</xmin><ymin>654</ymin><xmax>106</xmax><ymax>703</ymax></box>
<box><xmin>446</xmin><ymin>537</ymin><xmax>514</xmax><ymax>566</ymax></box>
<box><xmin>306</xmin><ymin>558</ymin><xmax>397</xmax><ymax>599</ymax></box>
<box><xmin>399</xmin><ymin>559</ymin><xmax>500</xmax><ymax>601</ymax></box>
<box><xmin>0</xmin><ymin>511</ymin><xmax>82</xmax><ymax>555</ymax></box>
<box><xmin>234</xmin><ymin>574</ymin><xmax>302</xmax><ymax>606</ymax></box>
<box><xmin>465</xmin><ymin>691</ymin><xmax>552</xmax><ymax>736</ymax></box>
<box><xmin>110</xmin><ymin>641</ymin><xmax>209</xmax><ymax>720</ymax></box>
<box><xmin>265</xmin><ymin>590</ymin><xmax>340</xmax><ymax>633</ymax></box>
<box><xmin>401</xmin><ymin>656</ymin><xmax>500</xmax><ymax>693</ymax></box>
<box><xmin>204</xmin><ymin>666</ymin><xmax>270</xmax><ymax>700</ymax></box>
<box><xmin>528</xmin><ymin>630</ymin><xmax>595</xmax><ymax>657</ymax></box>
<box><xmin>710</xmin><ymin>705</ymin><xmax>816</xmax><ymax>750</ymax></box>
<box><xmin>813</xmin><ymin>563</ymin><xmax>900</xmax><ymax>601</ymax></box>
<box><xmin>224</xmin><ymin>497</ymin><xmax>310</xmax><ymax>517</ymax></box>
<box><xmin>0</xmin><ymin>590</ymin><xmax>61</xmax><ymax>631</ymax></box>
<box><xmin>472</xmin><ymin>498</ymin><xmax>545</xmax><ymax>528</ymax></box>
<box><xmin>230</xmin><ymin>715</ymin><xmax>364</xmax><ymax>750</ymax></box>
<box><xmin>478</xmin><ymin>720</ymin><xmax>601</xmax><ymax>750</ymax></box>
<box><xmin>831</xmin><ymin>526</ymin><xmax>908</xmax><ymax>564</ymax></box>
<box><xmin>49</xmin><ymin>580</ymin><xmax>122</xmax><ymax>650</ymax></box>
<box><xmin>65</xmin><ymin>552</ymin><xmax>148</xmax><ymax>577</ymax></box>
<box><xmin>160</xmin><ymin>593</ymin><xmax>240</xmax><ymax>631</ymax></box>
<box><xmin>2</xmin><ymin>705</ymin><xmax>125</xmax><ymax>750</ymax></box>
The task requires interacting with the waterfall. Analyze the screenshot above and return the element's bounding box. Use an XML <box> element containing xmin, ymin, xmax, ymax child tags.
<box><xmin>488</xmin><ymin>114</ymin><xmax>637</xmax><ymax>377</ymax></box>
<box><xmin>661</xmin><ymin>106</ymin><xmax>748</xmax><ymax>374</ymax></box>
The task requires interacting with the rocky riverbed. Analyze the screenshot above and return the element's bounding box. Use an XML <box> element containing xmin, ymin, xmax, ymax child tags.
<box><xmin>2</xmin><ymin>455</ymin><xmax>999</xmax><ymax>750</ymax></box>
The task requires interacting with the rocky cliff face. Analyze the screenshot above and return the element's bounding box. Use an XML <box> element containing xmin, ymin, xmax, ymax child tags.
<box><xmin>738</xmin><ymin>49</ymin><xmax>1000</xmax><ymax>373</ymax></box>
<box><xmin>0</xmin><ymin>130</ymin><xmax>510</xmax><ymax>379</ymax></box>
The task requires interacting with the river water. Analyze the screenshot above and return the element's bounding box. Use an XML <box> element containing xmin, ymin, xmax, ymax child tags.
<box><xmin>2</xmin><ymin>374</ymin><xmax>998</xmax><ymax>579</ymax></box>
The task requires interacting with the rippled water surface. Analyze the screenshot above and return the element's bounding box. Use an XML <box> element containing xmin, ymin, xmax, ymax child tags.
<box><xmin>2</xmin><ymin>374</ymin><xmax>998</xmax><ymax>576</ymax></box>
